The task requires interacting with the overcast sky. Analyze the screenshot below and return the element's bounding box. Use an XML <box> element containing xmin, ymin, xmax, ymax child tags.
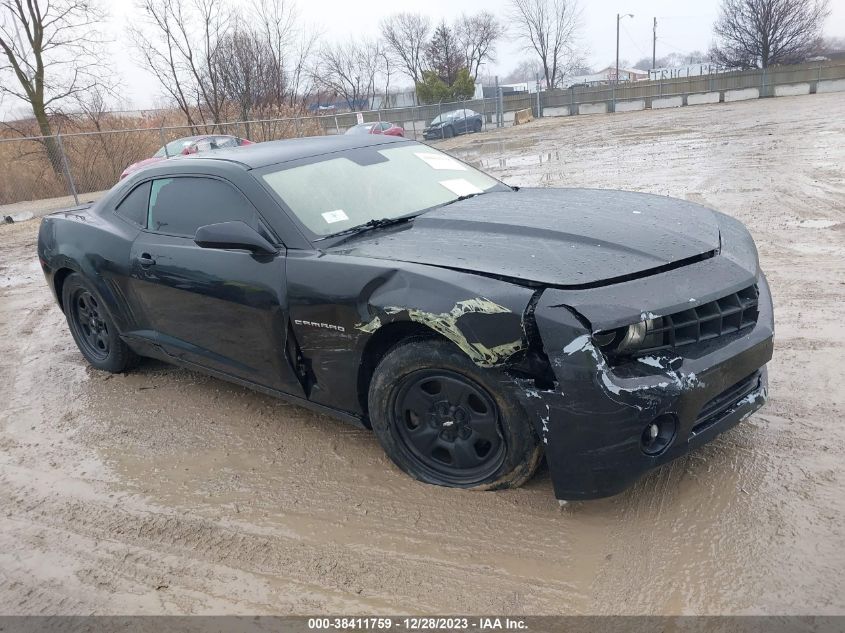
<box><xmin>3</xmin><ymin>0</ymin><xmax>845</xmax><ymax>116</ymax></box>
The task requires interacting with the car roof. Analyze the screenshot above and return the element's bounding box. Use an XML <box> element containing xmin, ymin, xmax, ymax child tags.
<box><xmin>170</xmin><ymin>134</ymin><xmax>238</xmax><ymax>144</ymax></box>
<box><xmin>182</xmin><ymin>134</ymin><xmax>408</xmax><ymax>169</ymax></box>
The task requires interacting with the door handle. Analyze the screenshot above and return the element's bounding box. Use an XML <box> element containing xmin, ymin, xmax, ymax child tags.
<box><xmin>138</xmin><ymin>252</ymin><xmax>156</xmax><ymax>267</ymax></box>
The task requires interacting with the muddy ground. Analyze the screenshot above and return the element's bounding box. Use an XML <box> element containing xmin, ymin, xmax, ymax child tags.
<box><xmin>1</xmin><ymin>93</ymin><xmax>843</xmax><ymax>615</ymax></box>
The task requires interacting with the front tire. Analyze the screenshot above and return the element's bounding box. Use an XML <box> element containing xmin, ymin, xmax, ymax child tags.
<box><xmin>443</xmin><ymin>126</ymin><xmax>454</xmax><ymax>139</ymax></box>
<box><xmin>62</xmin><ymin>273</ymin><xmax>137</xmax><ymax>373</ymax></box>
<box><xmin>368</xmin><ymin>340</ymin><xmax>542</xmax><ymax>490</ymax></box>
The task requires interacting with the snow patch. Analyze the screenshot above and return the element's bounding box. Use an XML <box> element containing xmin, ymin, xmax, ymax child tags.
<box><xmin>798</xmin><ymin>219</ymin><xmax>837</xmax><ymax>229</ymax></box>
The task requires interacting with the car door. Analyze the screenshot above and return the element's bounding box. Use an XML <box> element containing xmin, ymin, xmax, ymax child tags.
<box><xmin>127</xmin><ymin>175</ymin><xmax>305</xmax><ymax>396</ymax></box>
<box><xmin>461</xmin><ymin>109</ymin><xmax>473</xmax><ymax>133</ymax></box>
<box><xmin>452</xmin><ymin>110</ymin><xmax>466</xmax><ymax>134</ymax></box>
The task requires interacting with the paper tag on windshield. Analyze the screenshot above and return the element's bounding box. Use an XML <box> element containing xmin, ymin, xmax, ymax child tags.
<box><xmin>415</xmin><ymin>152</ymin><xmax>466</xmax><ymax>171</ymax></box>
<box><xmin>439</xmin><ymin>179</ymin><xmax>483</xmax><ymax>197</ymax></box>
<box><xmin>322</xmin><ymin>209</ymin><xmax>349</xmax><ymax>224</ymax></box>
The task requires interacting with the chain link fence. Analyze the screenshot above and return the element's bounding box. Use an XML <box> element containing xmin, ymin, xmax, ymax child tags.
<box><xmin>1</xmin><ymin>60</ymin><xmax>843</xmax><ymax>213</ymax></box>
<box><xmin>0</xmin><ymin>96</ymin><xmax>499</xmax><ymax>212</ymax></box>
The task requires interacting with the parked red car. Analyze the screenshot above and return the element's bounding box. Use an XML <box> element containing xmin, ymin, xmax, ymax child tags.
<box><xmin>345</xmin><ymin>122</ymin><xmax>405</xmax><ymax>137</ymax></box>
<box><xmin>119</xmin><ymin>135</ymin><xmax>253</xmax><ymax>180</ymax></box>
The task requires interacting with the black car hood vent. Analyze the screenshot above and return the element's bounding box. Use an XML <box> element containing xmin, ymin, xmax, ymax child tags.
<box><xmin>331</xmin><ymin>188</ymin><xmax>722</xmax><ymax>287</ymax></box>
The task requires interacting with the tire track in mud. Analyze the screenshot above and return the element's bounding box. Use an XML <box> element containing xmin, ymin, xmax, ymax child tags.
<box><xmin>0</xmin><ymin>466</ymin><xmax>582</xmax><ymax>614</ymax></box>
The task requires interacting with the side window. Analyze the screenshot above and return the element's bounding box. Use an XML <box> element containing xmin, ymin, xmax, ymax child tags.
<box><xmin>380</xmin><ymin>121</ymin><xmax>391</xmax><ymax>131</ymax></box>
<box><xmin>115</xmin><ymin>181</ymin><xmax>151</xmax><ymax>227</ymax></box>
<box><xmin>146</xmin><ymin>176</ymin><xmax>255</xmax><ymax>238</ymax></box>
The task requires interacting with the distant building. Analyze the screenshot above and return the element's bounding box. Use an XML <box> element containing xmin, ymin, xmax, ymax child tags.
<box><xmin>564</xmin><ymin>66</ymin><xmax>649</xmax><ymax>87</ymax></box>
<box><xmin>648</xmin><ymin>63</ymin><xmax>729</xmax><ymax>81</ymax></box>
<box><xmin>371</xmin><ymin>90</ymin><xmax>418</xmax><ymax>110</ymax></box>
<box><xmin>481</xmin><ymin>82</ymin><xmax>539</xmax><ymax>98</ymax></box>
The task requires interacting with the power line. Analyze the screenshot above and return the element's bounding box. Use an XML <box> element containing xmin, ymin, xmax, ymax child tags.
<box><xmin>620</xmin><ymin>23</ymin><xmax>649</xmax><ymax>58</ymax></box>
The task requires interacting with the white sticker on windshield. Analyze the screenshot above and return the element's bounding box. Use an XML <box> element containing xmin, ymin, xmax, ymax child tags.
<box><xmin>439</xmin><ymin>179</ymin><xmax>483</xmax><ymax>197</ymax></box>
<box><xmin>322</xmin><ymin>209</ymin><xmax>349</xmax><ymax>224</ymax></box>
<box><xmin>415</xmin><ymin>152</ymin><xmax>466</xmax><ymax>171</ymax></box>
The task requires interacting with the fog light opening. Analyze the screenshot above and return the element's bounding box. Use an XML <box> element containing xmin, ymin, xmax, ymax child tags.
<box><xmin>641</xmin><ymin>414</ymin><xmax>677</xmax><ymax>456</ymax></box>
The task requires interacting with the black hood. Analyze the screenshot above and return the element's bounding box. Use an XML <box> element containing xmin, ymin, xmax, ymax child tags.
<box><xmin>328</xmin><ymin>188</ymin><xmax>721</xmax><ymax>287</ymax></box>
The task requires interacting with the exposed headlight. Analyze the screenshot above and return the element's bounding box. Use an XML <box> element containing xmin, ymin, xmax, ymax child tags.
<box><xmin>618</xmin><ymin>321</ymin><xmax>647</xmax><ymax>352</ymax></box>
<box><xmin>593</xmin><ymin>318</ymin><xmax>665</xmax><ymax>357</ymax></box>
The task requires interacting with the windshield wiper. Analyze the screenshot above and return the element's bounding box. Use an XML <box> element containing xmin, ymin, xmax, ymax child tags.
<box><xmin>320</xmin><ymin>214</ymin><xmax>420</xmax><ymax>240</ymax></box>
<box><xmin>439</xmin><ymin>192</ymin><xmax>482</xmax><ymax>208</ymax></box>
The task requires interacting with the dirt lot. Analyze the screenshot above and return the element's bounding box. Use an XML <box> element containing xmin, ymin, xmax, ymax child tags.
<box><xmin>1</xmin><ymin>93</ymin><xmax>843</xmax><ymax>615</ymax></box>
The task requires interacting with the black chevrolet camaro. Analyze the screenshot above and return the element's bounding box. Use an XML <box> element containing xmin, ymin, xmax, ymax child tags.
<box><xmin>37</xmin><ymin>135</ymin><xmax>773</xmax><ymax>501</ymax></box>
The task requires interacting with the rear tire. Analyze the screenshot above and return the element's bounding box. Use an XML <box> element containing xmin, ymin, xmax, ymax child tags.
<box><xmin>473</xmin><ymin>119</ymin><xmax>482</xmax><ymax>133</ymax></box>
<box><xmin>62</xmin><ymin>273</ymin><xmax>138</xmax><ymax>373</ymax></box>
<box><xmin>368</xmin><ymin>339</ymin><xmax>542</xmax><ymax>490</ymax></box>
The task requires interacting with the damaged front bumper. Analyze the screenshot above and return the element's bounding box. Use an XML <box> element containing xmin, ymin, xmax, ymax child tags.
<box><xmin>517</xmin><ymin>274</ymin><xmax>774</xmax><ymax>501</ymax></box>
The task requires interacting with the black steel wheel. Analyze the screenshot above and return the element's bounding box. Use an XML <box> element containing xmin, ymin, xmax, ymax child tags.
<box><xmin>393</xmin><ymin>369</ymin><xmax>505</xmax><ymax>484</ymax></box>
<box><xmin>70</xmin><ymin>288</ymin><xmax>110</xmax><ymax>360</ymax></box>
<box><xmin>62</xmin><ymin>273</ymin><xmax>138</xmax><ymax>373</ymax></box>
<box><xmin>369</xmin><ymin>339</ymin><xmax>542</xmax><ymax>491</ymax></box>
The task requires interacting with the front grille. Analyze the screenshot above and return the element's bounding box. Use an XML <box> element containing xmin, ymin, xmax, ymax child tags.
<box><xmin>691</xmin><ymin>371</ymin><xmax>761</xmax><ymax>436</ymax></box>
<box><xmin>635</xmin><ymin>285</ymin><xmax>760</xmax><ymax>356</ymax></box>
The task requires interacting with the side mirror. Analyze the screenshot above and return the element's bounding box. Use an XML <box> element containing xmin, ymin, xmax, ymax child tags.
<box><xmin>194</xmin><ymin>221</ymin><xmax>278</xmax><ymax>255</ymax></box>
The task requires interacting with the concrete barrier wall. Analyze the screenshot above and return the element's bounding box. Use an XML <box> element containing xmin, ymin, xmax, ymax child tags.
<box><xmin>579</xmin><ymin>102</ymin><xmax>608</xmax><ymax>115</ymax></box>
<box><xmin>652</xmin><ymin>96</ymin><xmax>683</xmax><ymax>109</ymax></box>
<box><xmin>514</xmin><ymin>108</ymin><xmax>534</xmax><ymax>125</ymax></box>
<box><xmin>544</xmin><ymin>106</ymin><xmax>570</xmax><ymax>117</ymax></box>
<box><xmin>615</xmin><ymin>99</ymin><xmax>645</xmax><ymax>112</ymax></box>
<box><xmin>818</xmin><ymin>79</ymin><xmax>845</xmax><ymax>93</ymax></box>
<box><xmin>725</xmin><ymin>88</ymin><xmax>759</xmax><ymax>102</ymax></box>
<box><xmin>687</xmin><ymin>92</ymin><xmax>720</xmax><ymax>105</ymax></box>
<box><xmin>509</xmin><ymin>75</ymin><xmax>842</xmax><ymax>128</ymax></box>
<box><xmin>774</xmin><ymin>83</ymin><xmax>811</xmax><ymax>97</ymax></box>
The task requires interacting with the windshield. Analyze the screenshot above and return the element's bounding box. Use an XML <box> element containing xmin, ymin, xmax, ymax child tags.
<box><xmin>154</xmin><ymin>138</ymin><xmax>196</xmax><ymax>158</ymax></box>
<box><xmin>260</xmin><ymin>143</ymin><xmax>505</xmax><ymax>238</ymax></box>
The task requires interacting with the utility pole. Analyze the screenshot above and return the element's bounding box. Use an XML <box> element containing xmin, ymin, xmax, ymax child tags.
<box><xmin>616</xmin><ymin>14</ymin><xmax>620</xmax><ymax>85</ymax></box>
<box><xmin>652</xmin><ymin>17</ymin><xmax>657</xmax><ymax>70</ymax></box>
<box><xmin>616</xmin><ymin>13</ymin><xmax>634</xmax><ymax>85</ymax></box>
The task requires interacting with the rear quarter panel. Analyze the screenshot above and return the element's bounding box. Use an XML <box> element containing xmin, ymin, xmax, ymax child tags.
<box><xmin>38</xmin><ymin>205</ymin><xmax>140</xmax><ymax>333</ymax></box>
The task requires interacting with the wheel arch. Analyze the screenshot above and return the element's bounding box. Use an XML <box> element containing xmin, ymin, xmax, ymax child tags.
<box><xmin>356</xmin><ymin>321</ymin><xmax>448</xmax><ymax>422</ymax></box>
<box><xmin>53</xmin><ymin>266</ymin><xmax>78</xmax><ymax>312</ymax></box>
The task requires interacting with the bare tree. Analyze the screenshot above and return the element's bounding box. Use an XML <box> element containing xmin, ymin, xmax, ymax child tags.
<box><xmin>502</xmin><ymin>58</ymin><xmax>543</xmax><ymax>84</ymax></box>
<box><xmin>0</xmin><ymin>0</ymin><xmax>110</xmax><ymax>174</ymax></box>
<box><xmin>252</xmin><ymin>0</ymin><xmax>318</xmax><ymax>108</ymax></box>
<box><xmin>819</xmin><ymin>35</ymin><xmax>845</xmax><ymax>55</ymax></box>
<box><xmin>455</xmin><ymin>12</ymin><xmax>505</xmax><ymax>81</ymax></box>
<box><xmin>213</xmin><ymin>26</ymin><xmax>276</xmax><ymax>129</ymax></box>
<box><xmin>510</xmin><ymin>0</ymin><xmax>583</xmax><ymax>89</ymax></box>
<box><xmin>712</xmin><ymin>0</ymin><xmax>830</xmax><ymax>68</ymax></box>
<box><xmin>315</xmin><ymin>38</ymin><xmax>383</xmax><ymax>111</ymax></box>
<box><xmin>380</xmin><ymin>12</ymin><xmax>430</xmax><ymax>83</ymax></box>
<box><xmin>635</xmin><ymin>51</ymin><xmax>712</xmax><ymax>70</ymax></box>
<box><xmin>130</xmin><ymin>0</ymin><xmax>230</xmax><ymax>129</ymax></box>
